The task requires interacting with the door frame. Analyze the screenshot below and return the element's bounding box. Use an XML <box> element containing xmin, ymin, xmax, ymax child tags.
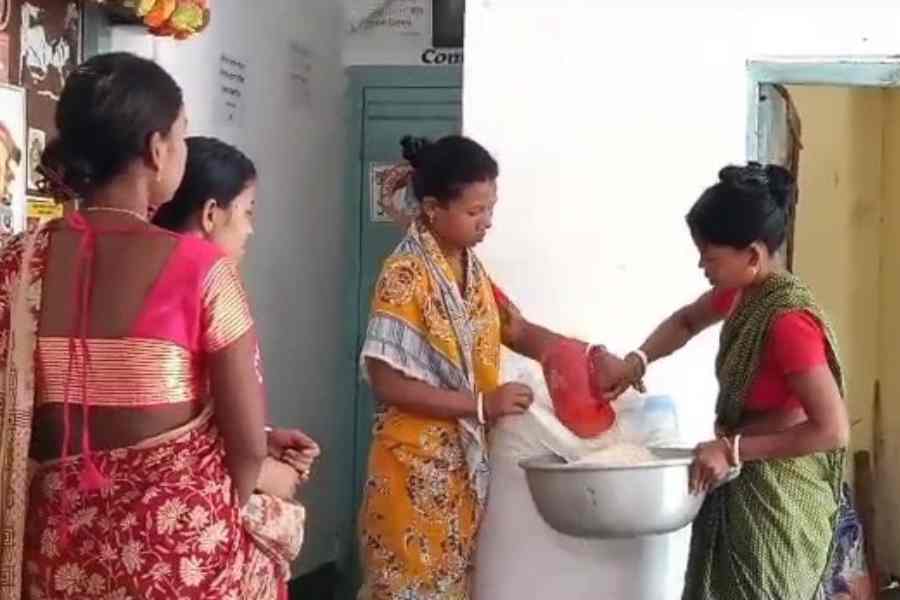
<box><xmin>746</xmin><ymin>55</ymin><xmax>900</xmax><ymax>160</ymax></box>
<box><xmin>338</xmin><ymin>65</ymin><xmax>463</xmax><ymax>587</ymax></box>
<box><xmin>745</xmin><ymin>56</ymin><xmax>900</xmax><ymax>267</ymax></box>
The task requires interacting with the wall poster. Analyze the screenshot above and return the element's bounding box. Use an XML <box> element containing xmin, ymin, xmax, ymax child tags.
<box><xmin>0</xmin><ymin>83</ymin><xmax>26</xmax><ymax>234</ymax></box>
<box><xmin>7</xmin><ymin>0</ymin><xmax>82</xmax><ymax>137</ymax></box>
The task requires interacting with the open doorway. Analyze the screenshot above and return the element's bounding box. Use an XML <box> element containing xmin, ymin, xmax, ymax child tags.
<box><xmin>750</xmin><ymin>59</ymin><xmax>900</xmax><ymax>590</ymax></box>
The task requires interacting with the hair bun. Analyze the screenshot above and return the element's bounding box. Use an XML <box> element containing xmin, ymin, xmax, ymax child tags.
<box><xmin>37</xmin><ymin>138</ymin><xmax>94</xmax><ymax>201</ymax></box>
<box><xmin>763</xmin><ymin>164</ymin><xmax>794</xmax><ymax>207</ymax></box>
<box><xmin>718</xmin><ymin>162</ymin><xmax>794</xmax><ymax>209</ymax></box>
<box><xmin>718</xmin><ymin>163</ymin><xmax>765</xmax><ymax>189</ymax></box>
<box><xmin>400</xmin><ymin>136</ymin><xmax>432</xmax><ymax>168</ymax></box>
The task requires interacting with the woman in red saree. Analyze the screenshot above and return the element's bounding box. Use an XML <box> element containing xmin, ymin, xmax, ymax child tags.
<box><xmin>153</xmin><ymin>136</ymin><xmax>322</xmax><ymax>494</ymax></box>
<box><xmin>0</xmin><ymin>52</ymin><xmax>302</xmax><ymax>600</ymax></box>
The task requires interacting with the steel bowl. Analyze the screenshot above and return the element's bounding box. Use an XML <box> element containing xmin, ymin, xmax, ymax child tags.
<box><xmin>518</xmin><ymin>447</ymin><xmax>706</xmax><ymax>539</ymax></box>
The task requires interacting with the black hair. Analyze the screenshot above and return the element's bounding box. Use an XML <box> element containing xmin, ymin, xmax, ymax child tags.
<box><xmin>400</xmin><ymin>135</ymin><xmax>498</xmax><ymax>203</ymax></box>
<box><xmin>686</xmin><ymin>162</ymin><xmax>795</xmax><ymax>253</ymax></box>
<box><xmin>152</xmin><ymin>136</ymin><xmax>257</xmax><ymax>231</ymax></box>
<box><xmin>39</xmin><ymin>52</ymin><xmax>183</xmax><ymax>201</ymax></box>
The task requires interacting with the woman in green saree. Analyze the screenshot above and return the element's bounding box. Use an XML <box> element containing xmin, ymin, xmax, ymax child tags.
<box><xmin>604</xmin><ymin>163</ymin><xmax>862</xmax><ymax>599</ymax></box>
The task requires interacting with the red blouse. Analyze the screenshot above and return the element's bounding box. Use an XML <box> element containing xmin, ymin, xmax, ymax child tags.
<box><xmin>711</xmin><ymin>288</ymin><xmax>827</xmax><ymax>413</ymax></box>
<box><xmin>35</xmin><ymin>234</ymin><xmax>253</xmax><ymax>408</ymax></box>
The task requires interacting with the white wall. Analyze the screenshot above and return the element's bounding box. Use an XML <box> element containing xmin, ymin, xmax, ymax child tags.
<box><xmin>465</xmin><ymin>2</ymin><xmax>900</xmax><ymax>597</ymax></box>
<box><xmin>91</xmin><ymin>0</ymin><xmax>348</xmax><ymax>575</ymax></box>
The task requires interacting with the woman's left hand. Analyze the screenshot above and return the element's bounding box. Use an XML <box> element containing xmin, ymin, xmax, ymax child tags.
<box><xmin>256</xmin><ymin>457</ymin><xmax>301</xmax><ymax>499</ymax></box>
<box><xmin>267</xmin><ymin>428</ymin><xmax>320</xmax><ymax>482</ymax></box>
<box><xmin>690</xmin><ymin>439</ymin><xmax>732</xmax><ymax>495</ymax></box>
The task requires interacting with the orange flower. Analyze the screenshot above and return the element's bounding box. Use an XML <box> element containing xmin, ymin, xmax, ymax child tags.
<box><xmin>142</xmin><ymin>0</ymin><xmax>209</xmax><ymax>39</ymax></box>
<box><xmin>142</xmin><ymin>0</ymin><xmax>177</xmax><ymax>29</ymax></box>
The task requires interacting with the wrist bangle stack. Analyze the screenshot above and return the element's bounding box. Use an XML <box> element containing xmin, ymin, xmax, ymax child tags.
<box><xmin>630</xmin><ymin>349</ymin><xmax>649</xmax><ymax>375</ymax></box>
<box><xmin>720</xmin><ymin>434</ymin><xmax>742</xmax><ymax>467</ymax></box>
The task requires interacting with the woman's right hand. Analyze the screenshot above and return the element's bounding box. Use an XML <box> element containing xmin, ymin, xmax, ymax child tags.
<box><xmin>267</xmin><ymin>427</ymin><xmax>320</xmax><ymax>482</ymax></box>
<box><xmin>690</xmin><ymin>439</ymin><xmax>733</xmax><ymax>495</ymax></box>
<box><xmin>590</xmin><ymin>347</ymin><xmax>645</xmax><ymax>400</ymax></box>
<box><xmin>484</xmin><ymin>383</ymin><xmax>534</xmax><ymax>421</ymax></box>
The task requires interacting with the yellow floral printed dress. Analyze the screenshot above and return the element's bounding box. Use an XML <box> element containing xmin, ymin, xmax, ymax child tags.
<box><xmin>358</xmin><ymin>221</ymin><xmax>501</xmax><ymax>600</ymax></box>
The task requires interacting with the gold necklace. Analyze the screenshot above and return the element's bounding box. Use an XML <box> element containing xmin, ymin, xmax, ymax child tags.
<box><xmin>83</xmin><ymin>206</ymin><xmax>148</xmax><ymax>223</ymax></box>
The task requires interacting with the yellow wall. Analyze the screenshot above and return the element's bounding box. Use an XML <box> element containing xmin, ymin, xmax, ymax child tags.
<box><xmin>877</xmin><ymin>89</ymin><xmax>900</xmax><ymax>572</ymax></box>
<box><xmin>788</xmin><ymin>86</ymin><xmax>883</xmax><ymax>470</ymax></box>
<box><xmin>789</xmin><ymin>85</ymin><xmax>900</xmax><ymax>572</ymax></box>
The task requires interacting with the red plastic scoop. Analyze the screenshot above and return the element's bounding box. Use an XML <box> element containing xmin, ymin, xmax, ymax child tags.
<box><xmin>541</xmin><ymin>338</ymin><xmax>615</xmax><ymax>438</ymax></box>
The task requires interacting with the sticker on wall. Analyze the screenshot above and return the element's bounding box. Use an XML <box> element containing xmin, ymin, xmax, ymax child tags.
<box><xmin>369</xmin><ymin>161</ymin><xmax>420</xmax><ymax>224</ymax></box>
<box><xmin>348</xmin><ymin>0</ymin><xmax>428</xmax><ymax>36</ymax></box>
<box><xmin>0</xmin><ymin>83</ymin><xmax>26</xmax><ymax>233</ymax></box>
<box><xmin>26</xmin><ymin>126</ymin><xmax>43</xmax><ymax>191</ymax></box>
<box><xmin>369</xmin><ymin>162</ymin><xmax>394</xmax><ymax>223</ymax></box>
<box><xmin>216</xmin><ymin>53</ymin><xmax>247</xmax><ymax>129</ymax></box>
<box><xmin>26</xmin><ymin>194</ymin><xmax>61</xmax><ymax>233</ymax></box>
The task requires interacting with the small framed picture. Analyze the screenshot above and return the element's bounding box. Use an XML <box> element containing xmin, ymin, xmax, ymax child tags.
<box><xmin>0</xmin><ymin>83</ymin><xmax>26</xmax><ymax>234</ymax></box>
<box><xmin>27</xmin><ymin>127</ymin><xmax>45</xmax><ymax>191</ymax></box>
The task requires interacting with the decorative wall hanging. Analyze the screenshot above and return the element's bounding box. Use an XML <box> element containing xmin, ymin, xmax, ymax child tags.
<box><xmin>93</xmin><ymin>0</ymin><xmax>210</xmax><ymax>40</ymax></box>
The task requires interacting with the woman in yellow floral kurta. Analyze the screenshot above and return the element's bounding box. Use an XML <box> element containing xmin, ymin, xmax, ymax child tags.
<box><xmin>357</xmin><ymin>136</ymin><xmax>620</xmax><ymax>599</ymax></box>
